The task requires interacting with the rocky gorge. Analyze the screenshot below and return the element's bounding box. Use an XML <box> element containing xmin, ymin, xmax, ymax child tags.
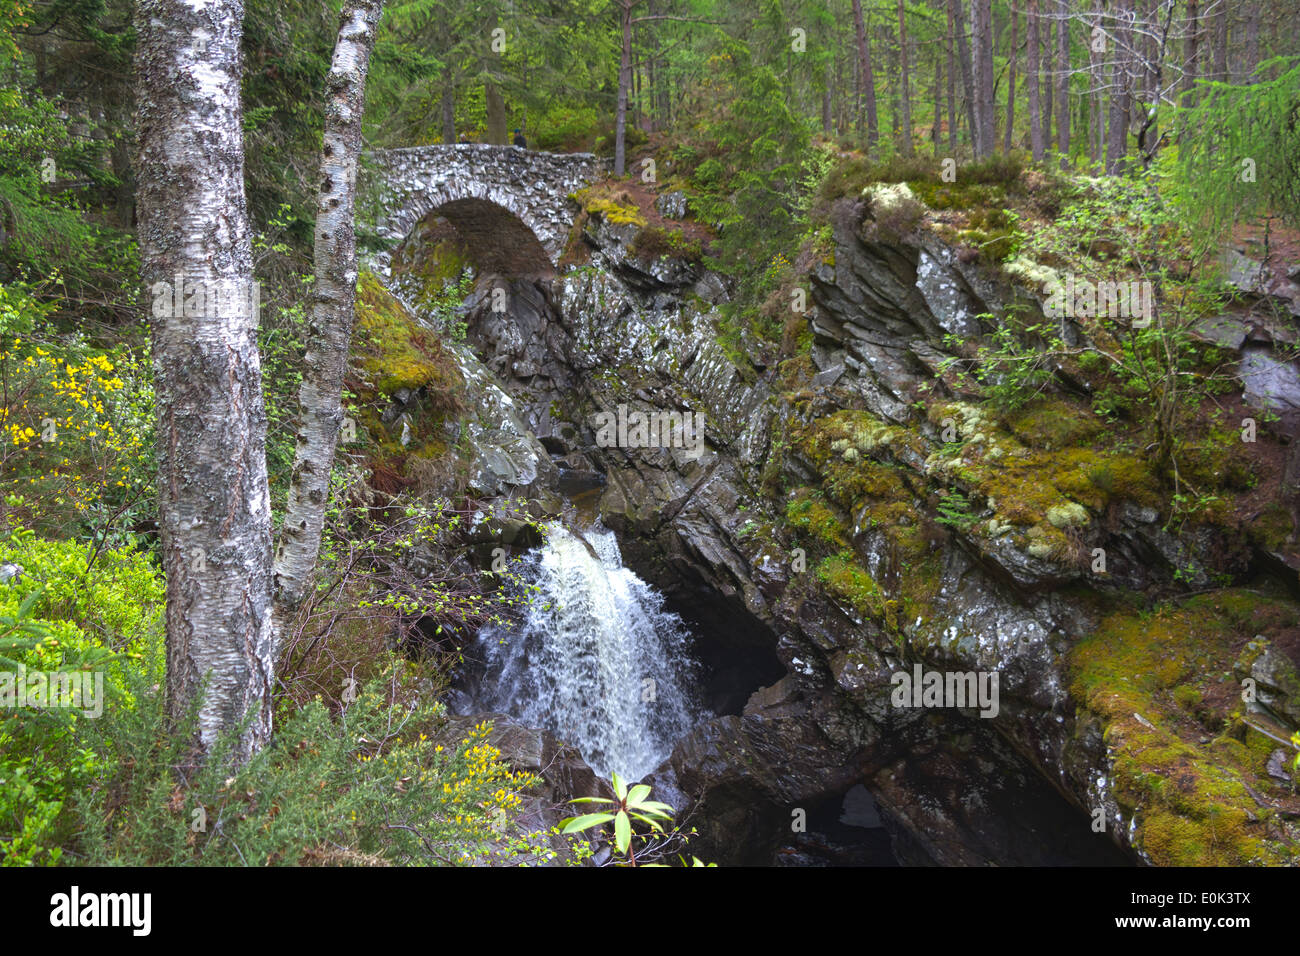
<box><xmin>358</xmin><ymin>168</ymin><xmax>1300</xmax><ymax>867</ymax></box>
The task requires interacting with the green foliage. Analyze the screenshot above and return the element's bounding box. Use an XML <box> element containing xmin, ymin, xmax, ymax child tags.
<box><xmin>76</xmin><ymin>672</ymin><xmax>545</xmax><ymax>866</ymax></box>
<box><xmin>0</xmin><ymin>90</ymin><xmax>137</xmax><ymax>312</ymax></box>
<box><xmin>0</xmin><ymin>532</ymin><xmax>164</xmax><ymax>865</ymax></box>
<box><xmin>678</xmin><ymin>44</ymin><xmax>813</xmax><ymax>308</ymax></box>
<box><xmin>934</xmin><ymin>490</ymin><xmax>978</xmax><ymax>532</ymax></box>
<box><xmin>560</xmin><ymin>772</ymin><xmax>708</xmax><ymax>867</ymax></box>
<box><xmin>1172</xmin><ymin>55</ymin><xmax>1300</xmax><ymax>235</ymax></box>
<box><xmin>0</xmin><ymin>296</ymin><xmax>155</xmax><ymax>544</ymax></box>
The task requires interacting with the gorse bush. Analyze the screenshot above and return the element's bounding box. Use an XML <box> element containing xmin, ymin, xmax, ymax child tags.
<box><xmin>0</xmin><ymin>282</ymin><xmax>155</xmax><ymax>543</ymax></box>
<box><xmin>75</xmin><ymin>668</ymin><xmax>547</xmax><ymax>866</ymax></box>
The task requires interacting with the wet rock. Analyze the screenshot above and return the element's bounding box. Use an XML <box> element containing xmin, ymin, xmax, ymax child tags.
<box><xmin>655</xmin><ymin>189</ymin><xmax>687</xmax><ymax>220</ymax></box>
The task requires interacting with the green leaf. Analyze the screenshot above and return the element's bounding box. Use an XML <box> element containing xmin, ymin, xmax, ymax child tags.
<box><xmin>614</xmin><ymin>809</ymin><xmax>631</xmax><ymax>854</ymax></box>
<box><xmin>559</xmin><ymin>813</ymin><xmax>614</xmax><ymax>834</ymax></box>
<box><xmin>611</xmin><ymin>771</ymin><xmax>628</xmax><ymax>801</ymax></box>
<box><xmin>626</xmin><ymin>784</ymin><xmax>651</xmax><ymax>805</ymax></box>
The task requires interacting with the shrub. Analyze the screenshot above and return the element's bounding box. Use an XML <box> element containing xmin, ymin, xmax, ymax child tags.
<box><xmin>0</xmin><ymin>531</ymin><xmax>164</xmax><ymax>865</ymax></box>
<box><xmin>74</xmin><ymin>668</ymin><xmax>547</xmax><ymax>866</ymax></box>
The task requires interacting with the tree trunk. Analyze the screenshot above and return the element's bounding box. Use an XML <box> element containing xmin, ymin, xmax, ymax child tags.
<box><xmin>1005</xmin><ymin>3</ymin><xmax>1018</xmax><ymax>153</ymax></box>
<box><xmin>1244</xmin><ymin>2</ymin><xmax>1259</xmax><ymax>82</ymax></box>
<box><xmin>485</xmin><ymin>83</ymin><xmax>507</xmax><ymax>144</ymax></box>
<box><xmin>950</xmin><ymin>0</ymin><xmax>977</xmax><ymax>150</ymax></box>
<box><xmin>614</xmin><ymin>0</ymin><xmax>632</xmax><ymax>175</ymax></box>
<box><xmin>1042</xmin><ymin>5</ymin><xmax>1053</xmax><ymax>150</ymax></box>
<box><xmin>134</xmin><ymin>0</ymin><xmax>275</xmax><ymax>761</ymax></box>
<box><xmin>823</xmin><ymin>57</ymin><xmax>834</xmax><ymax>136</ymax></box>
<box><xmin>947</xmin><ymin>0</ymin><xmax>958</xmax><ymax>152</ymax></box>
<box><xmin>897</xmin><ymin>0</ymin><xmax>913</xmax><ymax>155</ymax></box>
<box><xmin>1057</xmin><ymin>0</ymin><xmax>1071</xmax><ymax>163</ymax></box>
<box><xmin>441</xmin><ymin>80</ymin><xmax>455</xmax><ymax>143</ymax></box>
<box><xmin>1211</xmin><ymin>0</ymin><xmax>1227</xmax><ymax>83</ymax></box>
<box><xmin>1028</xmin><ymin>0</ymin><xmax>1044</xmax><ymax>159</ymax></box>
<box><xmin>972</xmin><ymin>0</ymin><xmax>996</xmax><ymax>157</ymax></box>
<box><xmin>274</xmin><ymin>0</ymin><xmax>384</xmax><ymax>636</ymax></box>
<box><xmin>1106</xmin><ymin>0</ymin><xmax>1131</xmax><ymax>173</ymax></box>
<box><xmin>850</xmin><ymin>0</ymin><xmax>879</xmax><ymax>145</ymax></box>
<box><xmin>933</xmin><ymin>39</ymin><xmax>943</xmax><ymax>150</ymax></box>
<box><xmin>1089</xmin><ymin>8</ymin><xmax>1102</xmax><ymax>162</ymax></box>
<box><xmin>1182</xmin><ymin>0</ymin><xmax>1199</xmax><ymax>106</ymax></box>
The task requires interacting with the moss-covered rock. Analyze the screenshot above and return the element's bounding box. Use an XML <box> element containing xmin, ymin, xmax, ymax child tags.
<box><xmin>1069</xmin><ymin>592</ymin><xmax>1300</xmax><ymax>865</ymax></box>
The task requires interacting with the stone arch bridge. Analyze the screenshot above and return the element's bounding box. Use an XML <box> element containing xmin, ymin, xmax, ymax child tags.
<box><xmin>363</xmin><ymin>145</ymin><xmax>605</xmax><ymax>279</ymax></box>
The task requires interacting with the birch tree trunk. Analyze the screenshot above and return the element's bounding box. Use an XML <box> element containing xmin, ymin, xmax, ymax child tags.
<box><xmin>134</xmin><ymin>0</ymin><xmax>275</xmax><ymax>761</ymax></box>
<box><xmin>273</xmin><ymin>0</ymin><xmax>385</xmax><ymax>633</ymax></box>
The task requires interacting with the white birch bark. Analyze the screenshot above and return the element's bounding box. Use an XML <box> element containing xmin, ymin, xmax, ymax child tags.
<box><xmin>273</xmin><ymin>0</ymin><xmax>385</xmax><ymax>630</ymax></box>
<box><xmin>134</xmin><ymin>0</ymin><xmax>275</xmax><ymax>761</ymax></box>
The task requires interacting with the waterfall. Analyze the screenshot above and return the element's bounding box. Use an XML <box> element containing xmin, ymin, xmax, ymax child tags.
<box><xmin>473</xmin><ymin>521</ymin><xmax>703</xmax><ymax>780</ymax></box>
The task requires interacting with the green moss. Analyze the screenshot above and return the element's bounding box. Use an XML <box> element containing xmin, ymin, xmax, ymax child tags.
<box><xmin>1004</xmin><ymin>398</ymin><xmax>1104</xmax><ymax>451</ymax></box>
<box><xmin>630</xmin><ymin>224</ymin><xmax>703</xmax><ymax>262</ymax></box>
<box><xmin>817</xmin><ymin>552</ymin><xmax>899</xmax><ymax>631</ymax></box>
<box><xmin>354</xmin><ymin>272</ymin><xmax>463</xmax><ymax>399</ymax></box>
<box><xmin>1247</xmin><ymin>503</ymin><xmax>1295</xmax><ymax>551</ymax></box>
<box><xmin>785</xmin><ymin>489</ymin><xmax>848</xmax><ymax>550</ymax></box>
<box><xmin>1069</xmin><ymin>593</ymin><xmax>1300</xmax><ymax>866</ymax></box>
<box><xmin>573</xmin><ymin>186</ymin><xmax>647</xmax><ymax>227</ymax></box>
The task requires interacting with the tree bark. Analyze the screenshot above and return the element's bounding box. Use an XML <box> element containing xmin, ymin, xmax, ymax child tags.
<box><xmin>1042</xmin><ymin>4</ymin><xmax>1054</xmax><ymax>151</ymax></box>
<box><xmin>1106</xmin><ymin>0</ymin><xmax>1132</xmax><ymax>173</ymax></box>
<box><xmin>441</xmin><ymin>80</ymin><xmax>455</xmax><ymax>143</ymax></box>
<box><xmin>614</xmin><ymin>0</ymin><xmax>633</xmax><ymax>174</ymax></box>
<box><xmin>1005</xmin><ymin>3</ymin><xmax>1018</xmax><ymax>153</ymax></box>
<box><xmin>1244</xmin><ymin>1</ymin><xmax>1259</xmax><ymax>82</ymax></box>
<box><xmin>949</xmin><ymin>0</ymin><xmax>976</xmax><ymax>150</ymax></box>
<box><xmin>1181</xmin><ymin>0</ymin><xmax>1199</xmax><ymax>106</ymax></box>
<box><xmin>933</xmin><ymin>37</ymin><xmax>943</xmax><ymax>151</ymax></box>
<box><xmin>1057</xmin><ymin>0</ymin><xmax>1071</xmax><ymax>163</ymax></box>
<box><xmin>1211</xmin><ymin>0</ymin><xmax>1227</xmax><ymax>83</ymax></box>
<box><xmin>971</xmin><ymin>0</ymin><xmax>995</xmax><ymax>157</ymax></box>
<box><xmin>274</xmin><ymin>0</ymin><xmax>384</xmax><ymax>636</ymax></box>
<box><xmin>850</xmin><ymin>0</ymin><xmax>879</xmax><ymax>145</ymax></box>
<box><xmin>897</xmin><ymin>0</ymin><xmax>913</xmax><ymax>155</ymax></box>
<box><xmin>1089</xmin><ymin>8</ymin><xmax>1103</xmax><ymax>163</ymax></box>
<box><xmin>134</xmin><ymin>0</ymin><xmax>275</xmax><ymax>761</ymax></box>
<box><xmin>947</xmin><ymin>0</ymin><xmax>958</xmax><ymax>152</ymax></box>
<box><xmin>1028</xmin><ymin>0</ymin><xmax>1044</xmax><ymax>159</ymax></box>
<box><xmin>823</xmin><ymin>57</ymin><xmax>834</xmax><ymax>136</ymax></box>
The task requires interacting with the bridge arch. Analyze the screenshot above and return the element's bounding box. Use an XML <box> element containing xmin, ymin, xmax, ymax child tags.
<box><xmin>364</xmin><ymin>145</ymin><xmax>604</xmax><ymax>279</ymax></box>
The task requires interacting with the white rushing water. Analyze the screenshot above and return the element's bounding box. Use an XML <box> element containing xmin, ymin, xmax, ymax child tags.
<box><xmin>474</xmin><ymin>521</ymin><xmax>702</xmax><ymax>780</ymax></box>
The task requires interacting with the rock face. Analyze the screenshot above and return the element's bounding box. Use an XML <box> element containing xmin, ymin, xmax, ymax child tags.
<box><xmin>397</xmin><ymin>191</ymin><xmax>1300</xmax><ymax>866</ymax></box>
